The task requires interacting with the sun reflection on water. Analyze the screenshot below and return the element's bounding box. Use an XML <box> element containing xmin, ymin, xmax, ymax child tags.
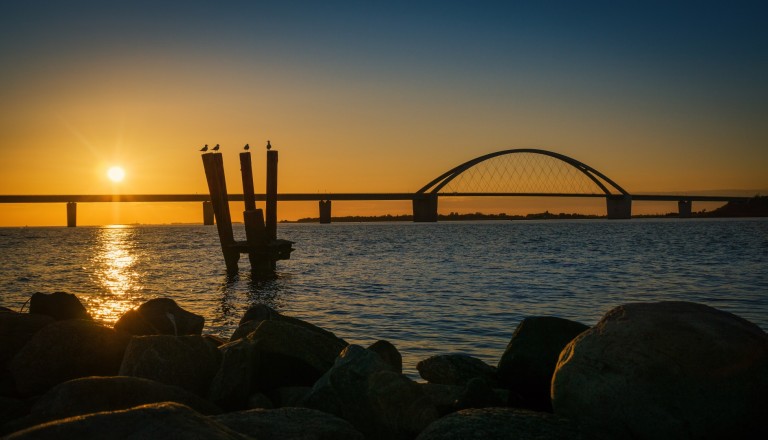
<box><xmin>88</xmin><ymin>225</ymin><xmax>144</xmax><ymax>324</ymax></box>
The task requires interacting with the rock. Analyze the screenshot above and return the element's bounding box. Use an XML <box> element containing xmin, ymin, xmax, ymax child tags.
<box><xmin>247</xmin><ymin>319</ymin><xmax>347</xmax><ymax>390</ymax></box>
<box><xmin>4</xmin><ymin>376</ymin><xmax>222</xmax><ymax>434</ymax></box>
<box><xmin>454</xmin><ymin>377</ymin><xmax>505</xmax><ymax>411</ymax></box>
<box><xmin>231</xmin><ymin>304</ymin><xmax>347</xmax><ymax>346</ymax></box>
<box><xmin>367</xmin><ymin>340</ymin><xmax>402</xmax><ymax>374</ymax></box>
<box><xmin>28</xmin><ymin>292</ymin><xmax>91</xmax><ymax>321</ymax></box>
<box><xmin>419</xmin><ymin>382</ymin><xmax>510</xmax><ymax>416</ymax></box>
<box><xmin>3</xmin><ymin>402</ymin><xmax>249</xmax><ymax>440</ymax></box>
<box><xmin>552</xmin><ymin>301</ymin><xmax>768</xmax><ymax>440</ymax></box>
<box><xmin>9</xmin><ymin>320</ymin><xmax>129</xmax><ymax>396</ymax></box>
<box><xmin>1</xmin><ymin>311</ymin><xmax>55</xmax><ymax>396</ymax></box>
<box><xmin>415</xmin><ymin>407</ymin><xmax>582</xmax><ymax>440</ymax></box>
<box><xmin>303</xmin><ymin>344</ymin><xmax>439</xmax><ymax>440</ymax></box>
<box><xmin>114</xmin><ymin>297</ymin><xmax>204</xmax><ymax>336</ymax></box>
<box><xmin>213</xmin><ymin>407</ymin><xmax>365</xmax><ymax>440</ymax></box>
<box><xmin>208</xmin><ymin>337</ymin><xmax>257</xmax><ymax>410</ymax></box>
<box><xmin>267</xmin><ymin>386</ymin><xmax>312</xmax><ymax>408</ymax></box>
<box><xmin>0</xmin><ymin>397</ymin><xmax>31</xmax><ymax>430</ymax></box>
<box><xmin>246</xmin><ymin>393</ymin><xmax>274</xmax><ymax>409</ymax></box>
<box><xmin>497</xmin><ymin>316</ymin><xmax>589</xmax><ymax>411</ymax></box>
<box><xmin>417</xmin><ymin>354</ymin><xmax>498</xmax><ymax>386</ymax></box>
<box><xmin>119</xmin><ymin>335</ymin><xmax>221</xmax><ymax>396</ymax></box>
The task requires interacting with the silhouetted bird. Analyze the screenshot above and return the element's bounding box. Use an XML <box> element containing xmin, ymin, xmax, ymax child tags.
<box><xmin>212</xmin><ymin>144</ymin><xmax>220</xmax><ymax>152</ymax></box>
<box><xmin>200</xmin><ymin>144</ymin><xmax>208</xmax><ymax>152</ymax></box>
<box><xmin>244</xmin><ymin>143</ymin><xmax>250</xmax><ymax>151</ymax></box>
<box><xmin>266</xmin><ymin>140</ymin><xmax>271</xmax><ymax>150</ymax></box>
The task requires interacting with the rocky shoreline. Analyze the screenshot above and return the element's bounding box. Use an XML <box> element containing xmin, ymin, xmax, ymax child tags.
<box><xmin>1</xmin><ymin>292</ymin><xmax>766</xmax><ymax>439</ymax></box>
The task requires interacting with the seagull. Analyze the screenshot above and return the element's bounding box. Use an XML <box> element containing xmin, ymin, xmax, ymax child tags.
<box><xmin>244</xmin><ymin>143</ymin><xmax>250</xmax><ymax>151</ymax></box>
<box><xmin>266</xmin><ymin>140</ymin><xmax>272</xmax><ymax>150</ymax></box>
<box><xmin>212</xmin><ymin>144</ymin><xmax>220</xmax><ymax>152</ymax></box>
<box><xmin>200</xmin><ymin>144</ymin><xmax>208</xmax><ymax>152</ymax></box>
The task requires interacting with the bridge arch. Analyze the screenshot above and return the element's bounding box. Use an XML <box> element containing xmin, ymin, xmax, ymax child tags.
<box><xmin>413</xmin><ymin>149</ymin><xmax>632</xmax><ymax>221</ymax></box>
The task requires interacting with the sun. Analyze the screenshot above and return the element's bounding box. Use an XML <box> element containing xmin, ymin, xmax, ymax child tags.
<box><xmin>107</xmin><ymin>166</ymin><xmax>126</xmax><ymax>183</ymax></box>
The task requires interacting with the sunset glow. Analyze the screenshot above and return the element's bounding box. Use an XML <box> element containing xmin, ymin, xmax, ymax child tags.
<box><xmin>107</xmin><ymin>166</ymin><xmax>125</xmax><ymax>183</ymax></box>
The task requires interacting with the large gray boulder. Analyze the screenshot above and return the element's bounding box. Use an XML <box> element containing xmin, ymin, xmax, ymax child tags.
<box><xmin>114</xmin><ymin>297</ymin><xmax>204</xmax><ymax>336</ymax></box>
<box><xmin>416</xmin><ymin>407</ymin><xmax>582</xmax><ymax>440</ymax></box>
<box><xmin>28</xmin><ymin>292</ymin><xmax>91</xmax><ymax>321</ymax></box>
<box><xmin>119</xmin><ymin>335</ymin><xmax>221</xmax><ymax>396</ymax></box>
<box><xmin>303</xmin><ymin>344</ymin><xmax>439</xmax><ymax>440</ymax></box>
<box><xmin>9</xmin><ymin>320</ymin><xmax>129</xmax><ymax>396</ymax></box>
<box><xmin>552</xmin><ymin>301</ymin><xmax>768</xmax><ymax>439</ymax></box>
<box><xmin>417</xmin><ymin>354</ymin><xmax>497</xmax><ymax>386</ymax></box>
<box><xmin>4</xmin><ymin>376</ymin><xmax>222</xmax><ymax>434</ymax></box>
<box><xmin>213</xmin><ymin>407</ymin><xmax>364</xmax><ymax>439</ymax></box>
<box><xmin>497</xmin><ymin>316</ymin><xmax>588</xmax><ymax>411</ymax></box>
<box><xmin>3</xmin><ymin>402</ymin><xmax>249</xmax><ymax>440</ymax></box>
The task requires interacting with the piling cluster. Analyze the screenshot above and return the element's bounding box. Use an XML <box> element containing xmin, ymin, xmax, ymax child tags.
<box><xmin>1</xmin><ymin>292</ymin><xmax>766</xmax><ymax>439</ymax></box>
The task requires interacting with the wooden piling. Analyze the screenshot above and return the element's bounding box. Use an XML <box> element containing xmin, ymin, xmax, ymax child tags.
<box><xmin>202</xmin><ymin>201</ymin><xmax>214</xmax><ymax>225</ymax></box>
<box><xmin>239</xmin><ymin>152</ymin><xmax>256</xmax><ymax>211</ymax></box>
<box><xmin>266</xmin><ymin>150</ymin><xmax>278</xmax><ymax>241</ymax></box>
<box><xmin>66</xmin><ymin>202</ymin><xmax>76</xmax><ymax>227</ymax></box>
<box><xmin>201</xmin><ymin>153</ymin><xmax>239</xmax><ymax>273</ymax></box>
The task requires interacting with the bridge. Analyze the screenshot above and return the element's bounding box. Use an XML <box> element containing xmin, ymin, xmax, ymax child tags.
<box><xmin>0</xmin><ymin>149</ymin><xmax>750</xmax><ymax>225</ymax></box>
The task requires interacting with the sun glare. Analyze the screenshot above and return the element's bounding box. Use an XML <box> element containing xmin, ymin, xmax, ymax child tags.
<box><xmin>107</xmin><ymin>166</ymin><xmax>126</xmax><ymax>183</ymax></box>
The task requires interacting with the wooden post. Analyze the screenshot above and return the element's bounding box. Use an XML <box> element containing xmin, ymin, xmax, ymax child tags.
<box><xmin>201</xmin><ymin>153</ymin><xmax>239</xmax><ymax>273</ymax></box>
<box><xmin>266</xmin><ymin>149</ymin><xmax>278</xmax><ymax>241</ymax></box>
<box><xmin>319</xmin><ymin>200</ymin><xmax>332</xmax><ymax>224</ymax></box>
<box><xmin>202</xmin><ymin>201</ymin><xmax>214</xmax><ymax>225</ymax></box>
<box><xmin>239</xmin><ymin>152</ymin><xmax>256</xmax><ymax>211</ymax></box>
<box><xmin>66</xmin><ymin>202</ymin><xmax>76</xmax><ymax>227</ymax></box>
<box><xmin>244</xmin><ymin>209</ymin><xmax>271</xmax><ymax>276</ymax></box>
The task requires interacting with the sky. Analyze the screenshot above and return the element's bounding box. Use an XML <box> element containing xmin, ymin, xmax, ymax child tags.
<box><xmin>1</xmin><ymin>0</ymin><xmax>766</xmax><ymax>226</ymax></box>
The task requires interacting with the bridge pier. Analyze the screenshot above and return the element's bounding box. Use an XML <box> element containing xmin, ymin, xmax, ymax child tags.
<box><xmin>66</xmin><ymin>202</ymin><xmax>77</xmax><ymax>227</ymax></box>
<box><xmin>202</xmin><ymin>201</ymin><xmax>214</xmax><ymax>225</ymax></box>
<box><xmin>678</xmin><ymin>200</ymin><xmax>692</xmax><ymax>218</ymax></box>
<box><xmin>319</xmin><ymin>200</ymin><xmax>332</xmax><ymax>224</ymax></box>
<box><xmin>413</xmin><ymin>194</ymin><xmax>438</xmax><ymax>222</ymax></box>
<box><xmin>606</xmin><ymin>195</ymin><xmax>632</xmax><ymax>219</ymax></box>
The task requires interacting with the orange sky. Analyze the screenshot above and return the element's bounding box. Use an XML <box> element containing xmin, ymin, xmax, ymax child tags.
<box><xmin>1</xmin><ymin>2</ymin><xmax>766</xmax><ymax>226</ymax></box>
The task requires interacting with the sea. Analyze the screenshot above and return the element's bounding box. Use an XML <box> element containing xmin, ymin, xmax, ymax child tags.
<box><xmin>1</xmin><ymin>218</ymin><xmax>766</xmax><ymax>377</ymax></box>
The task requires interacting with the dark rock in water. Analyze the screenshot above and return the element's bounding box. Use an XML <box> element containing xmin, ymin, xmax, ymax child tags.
<box><xmin>2</xmin><ymin>402</ymin><xmax>249</xmax><ymax>440</ymax></box>
<box><xmin>303</xmin><ymin>344</ymin><xmax>439</xmax><ymax>440</ymax></box>
<box><xmin>28</xmin><ymin>292</ymin><xmax>90</xmax><ymax>321</ymax></box>
<box><xmin>231</xmin><ymin>304</ymin><xmax>347</xmax><ymax>346</ymax></box>
<box><xmin>213</xmin><ymin>407</ymin><xmax>365</xmax><ymax>440</ymax></box>
<box><xmin>9</xmin><ymin>320</ymin><xmax>129</xmax><ymax>396</ymax></box>
<box><xmin>119</xmin><ymin>335</ymin><xmax>221</xmax><ymax>396</ymax></box>
<box><xmin>367</xmin><ymin>340</ymin><xmax>402</xmax><ymax>374</ymax></box>
<box><xmin>0</xmin><ymin>311</ymin><xmax>54</xmax><ymax>368</ymax></box>
<box><xmin>247</xmin><ymin>319</ymin><xmax>347</xmax><ymax>390</ymax></box>
<box><xmin>415</xmin><ymin>407</ymin><xmax>583</xmax><ymax>440</ymax></box>
<box><xmin>4</xmin><ymin>376</ymin><xmax>222</xmax><ymax>434</ymax></box>
<box><xmin>417</xmin><ymin>354</ymin><xmax>498</xmax><ymax>387</ymax></box>
<box><xmin>453</xmin><ymin>377</ymin><xmax>505</xmax><ymax>411</ymax></box>
<box><xmin>208</xmin><ymin>337</ymin><xmax>258</xmax><ymax>410</ymax></box>
<box><xmin>552</xmin><ymin>301</ymin><xmax>768</xmax><ymax>440</ymax></box>
<box><xmin>497</xmin><ymin>316</ymin><xmax>589</xmax><ymax>411</ymax></box>
<box><xmin>114</xmin><ymin>297</ymin><xmax>204</xmax><ymax>336</ymax></box>
<box><xmin>419</xmin><ymin>382</ymin><xmax>510</xmax><ymax>416</ymax></box>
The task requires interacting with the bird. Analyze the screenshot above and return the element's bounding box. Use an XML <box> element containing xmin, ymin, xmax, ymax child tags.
<box><xmin>212</xmin><ymin>144</ymin><xmax>220</xmax><ymax>152</ymax></box>
<box><xmin>199</xmin><ymin>144</ymin><xmax>208</xmax><ymax>152</ymax></box>
<box><xmin>266</xmin><ymin>140</ymin><xmax>272</xmax><ymax>150</ymax></box>
<box><xmin>244</xmin><ymin>143</ymin><xmax>250</xmax><ymax>151</ymax></box>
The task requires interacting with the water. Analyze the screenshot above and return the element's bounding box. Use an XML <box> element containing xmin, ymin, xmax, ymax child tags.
<box><xmin>1</xmin><ymin>219</ymin><xmax>767</xmax><ymax>377</ymax></box>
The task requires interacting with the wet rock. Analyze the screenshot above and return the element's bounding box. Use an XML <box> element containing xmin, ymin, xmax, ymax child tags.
<box><xmin>417</xmin><ymin>354</ymin><xmax>497</xmax><ymax>386</ymax></box>
<box><xmin>9</xmin><ymin>320</ymin><xmax>129</xmax><ymax>396</ymax></box>
<box><xmin>303</xmin><ymin>344</ymin><xmax>439</xmax><ymax>440</ymax></box>
<box><xmin>231</xmin><ymin>304</ymin><xmax>347</xmax><ymax>346</ymax></box>
<box><xmin>497</xmin><ymin>316</ymin><xmax>589</xmax><ymax>411</ymax></box>
<box><xmin>3</xmin><ymin>402</ymin><xmax>249</xmax><ymax>440</ymax></box>
<box><xmin>213</xmin><ymin>407</ymin><xmax>365</xmax><ymax>440</ymax></box>
<box><xmin>114</xmin><ymin>297</ymin><xmax>204</xmax><ymax>336</ymax></box>
<box><xmin>367</xmin><ymin>340</ymin><xmax>402</xmax><ymax>374</ymax></box>
<box><xmin>415</xmin><ymin>407</ymin><xmax>582</xmax><ymax>440</ymax></box>
<box><xmin>28</xmin><ymin>292</ymin><xmax>91</xmax><ymax>321</ymax></box>
<box><xmin>4</xmin><ymin>376</ymin><xmax>222</xmax><ymax>433</ymax></box>
<box><xmin>552</xmin><ymin>301</ymin><xmax>768</xmax><ymax>440</ymax></box>
<box><xmin>119</xmin><ymin>335</ymin><xmax>221</xmax><ymax>396</ymax></box>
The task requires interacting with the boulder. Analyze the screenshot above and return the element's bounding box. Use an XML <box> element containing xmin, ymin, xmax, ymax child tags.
<box><xmin>4</xmin><ymin>376</ymin><xmax>222</xmax><ymax>434</ymax></box>
<box><xmin>3</xmin><ymin>402</ymin><xmax>249</xmax><ymax>440</ymax></box>
<box><xmin>231</xmin><ymin>304</ymin><xmax>347</xmax><ymax>346</ymax></box>
<box><xmin>0</xmin><ymin>311</ymin><xmax>54</xmax><ymax>367</ymax></box>
<box><xmin>453</xmin><ymin>377</ymin><xmax>505</xmax><ymax>411</ymax></box>
<box><xmin>119</xmin><ymin>335</ymin><xmax>221</xmax><ymax>396</ymax></box>
<box><xmin>303</xmin><ymin>344</ymin><xmax>439</xmax><ymax>440</ymax></box>
<box><xmin>208</xmin><ymin>337</ymin><xmax>258</xmax><ymax>410</ymax></box>
<box><xmin>497</xmin><ymin>316</ymin><xmax>588</xmax><ymax>411</ymax></box>
<box><xmin>367</xmin><ymin>340</ymin><xmax>402</xmax><ymax>374</ymax></box>
<box><xmin>246</xmin><ymin>319</ymin><xmax>347</xmax><ymax>390</ymax></box>
<box><xmin>552</xmin><ymin>301</ymin><xmax>768</xmax><ymax>440</ymax></box>
<box><xmin>0</xmin><ymin>397</ymin><xmax>31</xmax><ymax>430</ymax></box>
<box><xmin>415</xmin><ymin>407</ymin><xmax>582</xmax><ymax>440</ymax></box>
<box><xmin>267</xmin><ymin>386</ymin><xmax>312</xmax><ymax>408</ymax></box>
<box><xmin>213</xmin><ymin>407</ymin><xmax>364</xmax><ymax>440</ymax></box>
<box><xmin>419</xmin><ymin>382</ymin><xmax>510</xmax><ymax>416</ymax></box>
<box><xmin>28</xmin><ymin>292</ymin><xmax>90</xmax><ymax>321</ymax></box>
<box><xmin>417</xmin><ymin>354</ymin><xmax>497</xmax><ymax>386</ymax></box>
<box><xmin>9</xmin><ymin>320</ymin><xmax>129</xmax><ymax>396</ymax></box>
<box><xmin>114</xmin><ymin>298</ymin><xmax>204</xmax><ymax>336</ymax></box>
